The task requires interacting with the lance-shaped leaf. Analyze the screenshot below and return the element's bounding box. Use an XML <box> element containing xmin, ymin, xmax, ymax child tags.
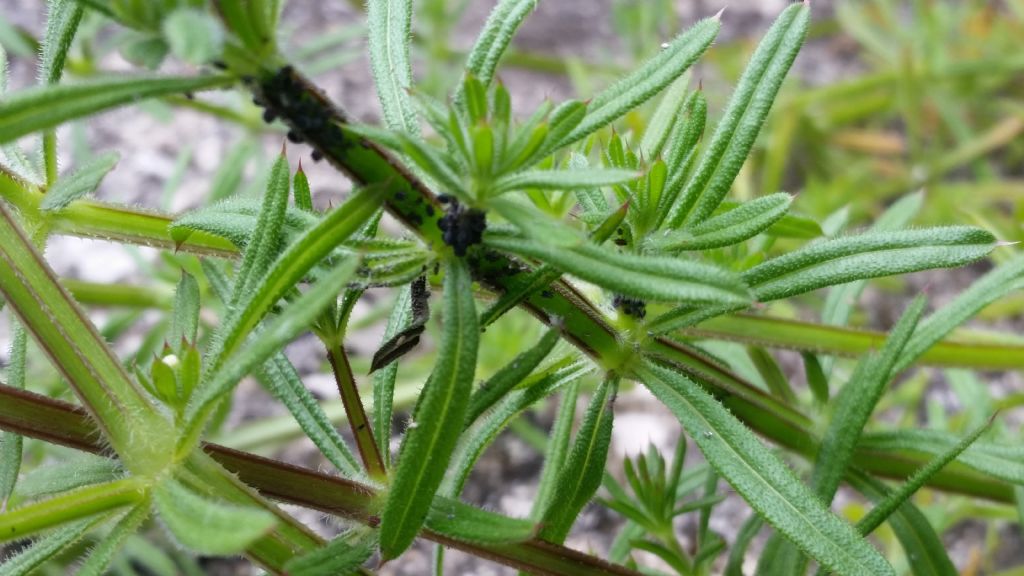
<box><xmin>447</xmin><ymin>360</ymin><xmax>593</xmax><ymax>500</ymax></box>
<box><xmin>201</xmin><ymin>260</ymin><xmax>362</xmax><ymax>477</ymax></box>
<box><xmin>367</xmin><ymin>0</ymin><xmax>418</xmax><ymax>135</ymax></box>
<box><xmin>490</xmin><ymin>195</ymin><xmax>583</xmax><ymax>246</ymax></box>
<box><xmin>76</xmin><ymin>503</ymin><xmax>151</xmax><ymax>576</ymax></box>
<box><xmin>855</xmin><ymin>429</ymin><xmax>1024</xmax><ymax>486</ymax></box>
<box><xmin>15</xmin><ymin>454</ymin><xmax>121</xmax><ymax>502</ymax></box>
<box><xmin>758</xmin><ymin>297</ymin><xmax>925</xmax><ymax>576</ymax></box>
<box><xmin>426</xmin><ymin>497</ymin><xmax>535</xmax><ymax>545</ymax></box>
<box><xmin>539</xmin><ymin>376</ymin><xmax>618</xmax><ymax>543</ymax></box>
<box><xmin>639</xmin><ymin>73</ymin><xmax>692</xmax><ymax>160</ymax></box>
<box><xmin>0</xmin><ymin>516</ymin><xmax>105</xmax><ymax>576</ymax></box>
<box><xmin>567</xmin><ymin>152</ymin><xmax>609</xmax><ymax>218</ymax></box>
<box><xmin>1</xmin><ymin>324</ymin><xmax>26</xmax><ymax>509</ymax></box>
<box><xmin>153</xmin><ymin>477</ymin><xmax>275</xmax><ymax>555</ymax></box>
<box><xmin>743</xmin><ymin>227</ymin><xmax>997</xmax><ymax>302</ymax></box>
<box><xmin>811</xmin><ymin>296</ymin><xmax>925</xmax><ymax>502</ymax></box>
<box><xmin>231</xmin><ymin>152</ymin><xmax>291</xmax><ymax>301</ymax></box>
<box><xmin>38</xmin><ymin>151</ymin><xmax>119</xmax><ymax>211</ymax></box>
<box><xmin>636</xmin><ymin>360</ymin><xmax>895</xmax><ymax>576</ymax></box>
<box><xmin>282</xmin><ymin>528</ymin><xmax>376</xmax><ymax>576</ymax></box>
<box><xmin>652</xmin><ymin>193</ymin><xmax>792</xmax><ymax>251</ymax></box>
<box><xmin>181</xmin><ymin>256</ymin><xmax>362</xmax><ymax>452</ymax></box>
<box><xmin>168</xmin><ymin>271</ymin><xmax>200</xmax><ymax>349</ymax></box>
<box><xmin>0</xmin><ymin>74</ymin><xmax>233</xmax><ymax>144</ymax></box>
<box><xmin>532</xmin><ymin>380</ymin><xmax>581</xmax><ymax>521</ymax></box>
<box><xmin>490</xmin><ymin>167</ymin><xmax>640</xmax><ymax>197</ymax></box>
<box><xmin>39</xmin><ymin>0</ymin><xmax>83</xmax><ymax>182</ymax></box>
<box><xmin>845</xmin><ymin>472</ymin><xmax>956</xmax><ymax>576</ymax></box>
<box><xmin>171</xmin><ymin>196</ymin><xmax>316</xmax><ymax>249</ymax></box>
<box><xmin>293</xmin><ymin>164</ymin><xmax>314</xmax><ymax>211</ymax></box>
<box><xmin>666</xmin><ymin>2</ymin><xmax>809</xmax><ymax>228</ymax></box>
<box><xmin>899</xmin><ymin>253</ymin><xmax>1024</xmax><ymax>372</ymax></box>
<box><xmin>657</xmin><ymin>90</ymin><xmax>707</xmax><ymax>226</ymax></box>
<box><xmin>555</xmin><ymin>15</ymin><xmax>720</xmax><ymax>149</ymax></box>
<box><xmin>372</xmin><ymin>285</ymin><xmax>413</xmax><ymax>467</ymax></box>
<box><xmin>857</xmin><ymin>417</ymin><xmax>994</xmax><ymax>539</ymax></box>
<box><xmin>460</xmin><ymin>0</ymin><xmax>538</xmax><ymax>91</ymax></box>
<box><xmin>379</xmin><ymin>260</ymin><xmax>479</xmax><ymax>559</ymax></box>
<box><xmin>204</xmin><ymin>185</ymin><xmax>383</xmax><ymax>367</ymax></box>
<box><xmin>466</xmin><ymin>327</ymin><xmax>561</xmax><ymax>426</ymax></box>
<box><xmin>486</xmin><ymin>234</ymin><xmax>752</xmax><ymax>305</ymax></box>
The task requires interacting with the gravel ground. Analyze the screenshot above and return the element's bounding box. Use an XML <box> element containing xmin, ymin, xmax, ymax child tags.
<box><xmin>1</xmin><ymin>1</ymin><xmax>1021</xmax><ymax>575</ymax></box>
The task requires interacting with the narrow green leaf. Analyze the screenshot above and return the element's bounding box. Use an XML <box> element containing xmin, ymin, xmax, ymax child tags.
<box><xmin>491</xmin><ymin>167</ymin><xmax>639</xmax><ymax>197</ymax></box>
<box><xmin>208</xmin><ymin>140</ymin><xmax>255</xmax><ymax>202</ymax></box>
<box><xmin>0</xmin><ymin>74</ymin><xmax>234</xmax><ymax>145</ymax></box>
<box><xmin>0</xmin><ymin>477</ymin><xmax>144</xmax><ymax>543</ymax></box>
<box><xmin>651</xmin><ymin>193</ymin><xmax>792</xmax><ymax>251</ymax></box>
<box><xmin>639</xmin><ymin>73</ymin><xmax>692</xmax><ymax>160</ymax></box>
<box><xmin>801</xmin><ymin>351</ymin><xmax>829</xmax><ymax>404</ymax></box>
<box><xmin>153</xmin><ymin>477</ymin><xmax>275</xmax><ymax>555</ymax></box>
<box><xmin>426</xmin><ymin>498</ymin><xmax>535</xmax><ymax>545</ymax></box>
<box><xmin>822</xmin><ymin>191</ymin><xmax>924</xmax><ymax>329</ymax></box>
<box><xmin>656</xmin><ymin>90</ymin><xmax>706</xmax><ymax>225</ymax></box>
<box><xmin>859</xmin><ymin>418</ymin><xmax>994</xmax><ymax>537</ymax></box>
<box><xmin>447</xmin><ymin>360</ymin><xmax>592</xmax><ymax>501</ymax></box>
<box><xmin>539</xmin><ymin>376</ymin><xmax>617</xmax><ymax>543</ymax></box>
<box><xmin>556</xmin><ymin>15</ymin><xmax>720</xmax><ymax>149</ymax></box>
<box><xmin>636</xmin><ymin>360</ymin><xmax>895</xmax><ymax>576</ymax></box>
<box><xmin>232</xmin><ymin>152</ymin><xmax>291</xmax><ymax>301</ymax></box>
<box><xmin>293</xmin><ymin>164</ymin><xmax>314</xmax><ymax>211</ymax></box>
<box><xmin>667</xmin><ymin>2</ymin><xmax>809</xmax><ymax>227</ymax></box>
<box><xmin>486</xmin><ymin>233</ymin><xmax>752</xmax><ymax>305</ymax></box>
<box><xmin>532</xmin><ymin>380</ymin><xmax>581</xmax><ymax>520</ymax></box>
<box><xmin>1</xmin><ymin>323</ymin><xmax>26</xmax><ymax>509</ymax></box>
<box><xmin>76</xmin><ymin>503</ymin><xmax>151</xmax><ymax>576</ymax></box>
<box><xmin>746</xmin><ymin>346</ymin><xmax>796</xmax><ymax>403</ymax></box>
<box><xmin>759</xmin><ymin>297</ymin><xmax>925</xmax><ymax>576</ymax></box>
<box><xmin>201</xmin><ymin>260</ymin><xmax>361</xmax><ymax>477</ymax></box>
<box><xmin>182</xmin><ymin>256</ymin><xmax>362</xmax><ymax>452</ymax></box>
<box><xmin>372</xmin><ymin>284</ymin><xmax>413</xmax><ymax>468</ymax></box>
<box><xmin>490</xmin><ymin>195</ymin><xmax>583</xmax><ymax>246</ymax></box>
<box><xmin>461</xmin><ymin>0</ymin><xmax>538</xmax><ymax>90</ymax></box>
<box><xmin>466</xmin><ymin>328</ymin><xmax>560</xmax><ymax>426</ymax></box>
<box><xmin>899</xmin><ymin>253</ymin><xmax>1024</xmax><ymax>372</ymax></box>
<box><xmin>724</xmin><ymin>515</ymin><xmax>763</xmax><ymax>576</ymax></box>
<box><xmin>811</xmin><ymin>297</ymin><xmax>926</xmax><ymax>502</ymax></box>
<box><xmin>282</xmin><ymin>528</ymin><xmax>376</xmax><ymax>576</ymax></box>
<box><xmin>846</xmin><ymin>472</ymin><xmax>957</xmax><ymax>576</ymax></box>
<box><xmin>169</xmin><ymin>271</ymin><xmax>200</xmax><ymax>348</ymax></box>
<box><xmin>367</xmin><ymin>0</ymin><xmax>418</xmax><ymax>135</ymax></box>
<box><xmin>567</xmin><ymin>152</ymin><xmax>609</xmax><ymax>217</ymax></box>
<box><xmin>855</xmin><ymin>430</ymin><xmax>1024</xmax><ymax>486</ymax></box>
<box><xmin>39</xmin><ymin>0</ymin><xmax>83</xmax><ymax>184</ymax></box>
<box><xmin>379</xmin><ymin>260</ymin><xmax>479</xmax><ymax>559</ymax></box>
<box><xmin>0</xmin><ymin>516</ymin><xmax>103</xmax><ymax>576</ymax></box>
<box><xmin>14</xmin><ymin>454</ymin><xmax>121</xmax><ymax>501</ymax></box>
<box><xmin>743</xmin><ymin>227</ymin><xmax>996</xmax><ymax>302</ymax></box>
<box><xmin>39</xmin><ymin>151</ymin><xmax>119</xmax><ymax>212</ymax></box>
<box><xmin>161</xmin><ymin>8</ymin><xmax>224</xmax><ymax>65</ymax></box>
<box><xmin>204</xmin><ymin>185</ymin><xmax>383</xmax><ymax>368</ymax></box>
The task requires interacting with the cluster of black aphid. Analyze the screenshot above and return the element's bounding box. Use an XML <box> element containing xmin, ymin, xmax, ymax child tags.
<box><xmin>612</xmin><ymin>294</ymin><xmax>647</xmax><ymax>319</ymax></box>
<box><xmin>437</xmin><ymin>195</ymin><xmax>486</xmax><ymax>257</ymax></box>
<box><xmin>251</xmin><ymin>66</ymin><xmax>350</xmax><ymax>163</ymax></box>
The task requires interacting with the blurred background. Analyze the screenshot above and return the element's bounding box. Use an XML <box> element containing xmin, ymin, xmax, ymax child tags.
<box><xmin>1</xmin><ymin>0</ymin><xmax>1023</xmax><ymax>574</ymax></box>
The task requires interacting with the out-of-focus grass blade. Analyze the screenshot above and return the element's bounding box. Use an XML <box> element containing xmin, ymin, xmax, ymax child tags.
<box><xmin>379</xmin><ymin>260</ymin><xmax>479</xmax><ymax>560</ymax></box>
<box><xmin>76</xmin><ymin>503</ymin><xmax>151</xmax><ymax>576</ymax></box>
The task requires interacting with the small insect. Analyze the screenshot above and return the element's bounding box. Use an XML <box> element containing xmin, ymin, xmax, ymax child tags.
<box><xmin>437</xmin><ymin>196</ymin><xmax>486</xmax><ymax>256</ymax></box>
<box><xmin>369</xmin><ymin>276</ymin><xmax>430</xmax><ymax>373</ymax></box>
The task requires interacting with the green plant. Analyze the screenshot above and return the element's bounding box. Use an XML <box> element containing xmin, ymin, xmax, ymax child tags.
<box><xmin>1</xmin><ymin>1</ymin><xmax>1022</xmax><ymax>575</ymax></box>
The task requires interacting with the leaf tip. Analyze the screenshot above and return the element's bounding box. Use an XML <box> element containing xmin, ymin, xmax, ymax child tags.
<box><xmin>712</xmin><ymin>7</ymin><xmax>727</xmax><ymax>21</ymax></box>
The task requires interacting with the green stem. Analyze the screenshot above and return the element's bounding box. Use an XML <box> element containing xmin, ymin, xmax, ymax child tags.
<box><xmin>64</xmin><ymin>279</ymin><xmax>172</xmax><ymax>309</ymax></box>
<box><xmin>323</xmin><ymin>335</ymin><xmax>387</xmax><ymax>481</ymax></box>
<box><xmin>683</xmin><ymin>314</ymin><xmax>1024</xmax><ymax>370</ymax></box>
<box><xmin>0</xmin><ymin>477</ymin><xmax>146</xmax><ymax>543</ymax></box>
